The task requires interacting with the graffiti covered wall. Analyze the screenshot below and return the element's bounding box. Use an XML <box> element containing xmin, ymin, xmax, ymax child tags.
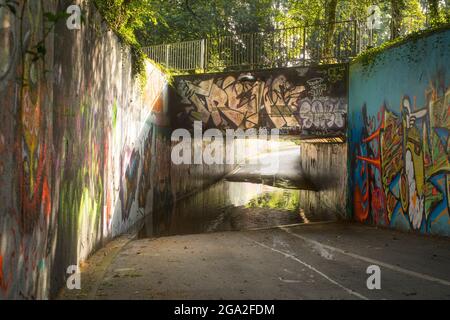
<box><xmin>349</xmin><ymin>29</ymin><xmax>450</xmax><ymax>236</ymax></box>
<box><xmin>0</xmin><ymin>1</ymin><xmax>168</xmax><ymax>299</ymax></box>
<box><xmin>299</xmin><ymin>142</ymin><xmax>348</xmax><ymax>220</ymax></box>
<box><xmin>171</xmin><ymin>65</ymin><xmax>348</xmax><ymax>137</ymax></box>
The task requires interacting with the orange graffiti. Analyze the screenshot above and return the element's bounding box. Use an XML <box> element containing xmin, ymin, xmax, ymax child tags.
<box><xmin>20</xmin><ymin>142</ymin><xmax>49</xmax><ymax>233</ymax></box>
<box><xmin>356</xmin><ymin>155</ymin><xmax>381</xmax><ymax>170</ymax></box>
<box><xmin>0</xmin><ymin>255</ymin><xmax>11</xmax><ymax>294</ymax></box>
<box><xmin>362</xmin><ymin>123</ymin><xmax>384</xmax><ymax>143</ymax></box>
<box><xmin>42</xmin><ymin>178</ymin><xmax>51</xmax><ymax>219</ymax></box>
<box><xmin>152</xmin><ymin>95</ymin><xmax>164</xmax><ymax>113</ymax></box>
<box><xmin>354</xmin><ymin>186</ymin><xmax>369</xmax><ymax>222</ymax></box>
<box><xmin>357</xmin><ymin>113</ymin><xmax>384</xmax><ymax>170</ymax></box>
<box><xmin>0</xmin><ymin>255</ymin><xmax>3</xmax><ymax>288</ymax></box>
<box><xmin>106</xmin><ymin>191</ymin><xmax>112</xmax><ymax>226</ymax></box>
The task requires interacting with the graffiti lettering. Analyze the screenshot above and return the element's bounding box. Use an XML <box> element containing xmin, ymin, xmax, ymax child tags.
<box><xmin>352</xmin><ymin>82</ymin><xmax>450</xmax><ymax>235</ymax></box>
<box><xmin>306</xmin><ymin>77</ymin><xmax>327</xmax><ymax>99</ymax></box>
<box><xmin>0</xmin><ymin>5</ymin><xmax>16</xmax><ymax>82</ymax></box>
<box><xmin>173</xmin><ymin>66</ymin><xmax>348</xmax><ymax>138</ymax></box>
<box><xmin>299</xmin><ymin>98</ymin><xmax>346</xmax><ymax>130</ymax></box>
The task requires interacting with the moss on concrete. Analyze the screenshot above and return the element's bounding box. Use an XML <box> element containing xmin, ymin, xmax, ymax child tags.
<box><xmin>352</xmin><ymin>22</ymin><xmax>450</xmax><ymax>69</ymax></box>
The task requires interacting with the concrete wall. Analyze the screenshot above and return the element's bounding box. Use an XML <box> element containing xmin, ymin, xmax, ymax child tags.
<box><xmin>299</xmin><ymin>142</ymin><xmax>348</xmax><ymax>220</ymax></box>
<box><xmin>170</xmin><ymin>65</ymin><xmax>348</xmax><ymax>138</ymax></box>
<box><xmin>0</xmin><ymin>1</ymin><xmax>237</xmax><ymax>299</ymax></box>
<box><xmin>348</xmin><ymin>29</ymin><xmax>450</xmax><ymax>236</ymax></box>
<box><xmin>0</xmin><ymin>0</ymin><xmax>173</xmax><ymax>299</ymax></box>
<box><xmin>2</xmin><ymin>0</ymin><xmax>446</xmax><ymax>301</ymax></box>
<box><xmin>169</xmin><ymin>64</ymin><xmax>350</xmax><ymax>222</ymax></box>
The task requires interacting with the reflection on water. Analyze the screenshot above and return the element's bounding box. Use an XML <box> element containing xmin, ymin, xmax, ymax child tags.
<box><xmin>226</xmin><ymin>175</ymin><xmax>315</xmax><ymax>190</ymax></box>
<box><xmin>246</xmin><ymin>189</ymin><xmax>300</xmax><ymax>211</ymax></box>
<box><xmin>139</xmin><ymin>146</ymin><xmax>336</xmax><ymax>239</ymax></box>
<box><xmin>139</xmin><ymin>180</ymin><xmax>331</xmax><ymax>238</ymax></box>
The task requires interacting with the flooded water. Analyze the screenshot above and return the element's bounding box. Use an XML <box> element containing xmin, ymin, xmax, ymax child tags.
<box><xmin>139</xmin><ymin>146</ymin><xmax>336</xmax><ymax>238</ymax></box>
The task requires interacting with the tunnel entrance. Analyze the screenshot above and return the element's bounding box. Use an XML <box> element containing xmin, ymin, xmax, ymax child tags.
<box><xmin>138</xmin><ymin>63</ymin><xmax>349</xmax><ymax>239</ymax></box>
<box><xmin>138</xmin><ymin>137</ymin><xmax>337</xmax><ymax>239</ymax></box>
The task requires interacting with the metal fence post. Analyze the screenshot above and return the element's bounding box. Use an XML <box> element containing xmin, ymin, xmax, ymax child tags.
<box><xmin>165</xmin><ymin>44</ymin><xmax>170</xmax><ymax>68</ymax></box>
<box><xmin>250</xmin><ymin>33</ymin><xmax>254</xmax><ymax>70</ymax></box>
<box><xmin>142</xmin><ymin>17</ymin><xmax>426</xmax><ymax>72</ymax></box>
<box><xmin>302</xmin><ymin>26</ymin><xmax>306</xmax><ymax>66</ymax></box>
<box><xmin>353</xmin><ymin>20</ymin><xmax>357</xmax><ymax>56</ymax></box>
<box><xmin>200</xmin><ymin>39</ymin><xmax>206</xmax><ymax>72</ymax></box>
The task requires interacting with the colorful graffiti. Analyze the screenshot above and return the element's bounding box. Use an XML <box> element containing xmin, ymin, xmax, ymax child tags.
<box><xmin>120</xmin><ymin>149</ymin><xmax>141</xmax><ymax>221</ymax></box>
<box><xmin>138</xmin><ymin>127</ymin><xmax>154</xmax><ymax>210</ymax></box>
<box><xmin>0</xmin><ymin>1</ymin><xmax>170</xmax><ymax>299</ymax></box>
<box><xmin>0</xmin><ymin>0</ymin><xmax>58</xmax><ymax>300</ymax></box>
<box><xmin>349</xmin><ymin>29</ymin><xmax>450</xmax><ymax>236</ymax></box>
<box><xmin>0</xmin><ymin>3</ymin><xmax>17</xmax><ymax>86</ymax></box>
<box><xmin>172</xmin><ymin>65</ymin><xmax>348</xmax><ymax>137</ymax></box>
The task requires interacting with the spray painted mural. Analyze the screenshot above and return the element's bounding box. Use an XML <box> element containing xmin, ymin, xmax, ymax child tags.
<box><xmin>0</xmin><ymin>1</ymin><xmax>168</xmax><ymax>299</ymax></box>
<box><xmin>0</xmin><ymin>1</ymin><xmax>235</xmax><ymax>299</ymax></box>
<box><xmin>0</xmin><ymin>0</ymin><xmax>57</xmax><ymax>300</ymax></box>
<box><xmin>171</xmin><ymin>65</ymin><xmax>348</xmax><ymax>137</ymax></box>
<box><xmin>349</xmin><ymin>29</ymin><xmax>450</xmax><ymax>236</ymax></box>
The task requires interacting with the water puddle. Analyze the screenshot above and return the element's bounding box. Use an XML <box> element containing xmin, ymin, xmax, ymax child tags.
<box><xmin>139</xmin><ymin>146</ymin><xmax>335</xmax><ymax>238</ymax></box>
<box><xmin>139</xmin><ymin>180</ymin><xmax>332</xmax><ymax>238</ymax></box>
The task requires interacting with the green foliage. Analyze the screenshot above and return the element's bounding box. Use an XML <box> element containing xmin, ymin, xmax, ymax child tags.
<box><xmin>93</xmin><ymin>0</ymin><xmax>158</xmax><ymax>46</ymax></box>
<box><xmin>0</xmin><ymin>0</ymin><xmax>18</xmax><ymax>14</ymax></box>
<box><xmin>43</xmin><ymin>11</ymin><xmax>71</xmax><ymax>24</ymax></box>
<box><xmin>352</xmin><ymin>22</ymin><xmax>450</xmax><ymax>71</ymax></box>
<box><xmin>89</xmin><ymin>0</ymin><xmax>449</xmax><ymax>76</ymax></box>
<box><xmin>130</xmin><ymin>46</ymin><xmax>147</xmax><ymax>89</ymax></box>
<box><xmin>28</xmin><ymin>10</ymin><xmax>72</xmax><ymax>62</ymax></box>
<box><xmin>93</xmin><ymin>0</ymin><xmax>160</xmax><ymax>83</ymax></box>
<box><xmin>246</xmin><ymin>190</ymin><xmax>300</xmax><ymax>212</ymax></box>
<box><xmin>137</xmin><ymin>0</ymin><xmax>278</xmax><ymax>45</ymax></box>
<box><xmin>427</xmin><ymin>0</ymin><xmax>449</xmax><ymax>27</ymax></box>
<box><xmin>92</xmin><ymin>0</ymin><xmax>448</xmax><ymax>47</ymax></box>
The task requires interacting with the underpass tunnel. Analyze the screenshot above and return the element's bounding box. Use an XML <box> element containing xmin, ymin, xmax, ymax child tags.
<box><xmin>136</xmin><ymin>65</ymin><xmax>349</xmax><ymax>240</ymax></box>
<box><xmin>1</xmin><ymin>2</ymin><xmax>448</xmax><ymax>300</ymax></box>
<box><xmin>139</xmin><ymin>134</ymin><xmax>347</xmax><ymax>239</ymax></box>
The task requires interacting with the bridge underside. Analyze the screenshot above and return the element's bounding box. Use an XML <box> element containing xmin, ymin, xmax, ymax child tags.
<box><xmin>169</xmin><ymin>64</ymin><xmax>348</xmax><ymax>140</ymax></box>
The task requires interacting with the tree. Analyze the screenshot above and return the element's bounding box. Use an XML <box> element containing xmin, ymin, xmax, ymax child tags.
<box><xmin>94</xmin><ymin>0</ymin><xmax>159</xmax><ymax>45</ymax></box>
<box><xmin>391</xmin><ymin>0</ymin><xmax>406</xmax><ymax>39</ymax></box>
<box><xmin>426</xmin><ymin>0</ymin><xmax>448</xmax><ymax>25</ymax></box>
<box><xmin>428</xmin><ymin>0</ymin><xmax>440</xmax><ymax>22</ymax></box>
<box><xmin>93</xmin><ymin>0</ymin><xmax>434</xmax><ymax>70</ymax></box>
<box><xmin>136</xmin><ymin>0</ymin><xmax>278</xmax><ymax>45</ymax></box>
<box><xmin>324</xmin><ymin>0</ymin><xmax>338</xmax><ymax>60</ymax></box>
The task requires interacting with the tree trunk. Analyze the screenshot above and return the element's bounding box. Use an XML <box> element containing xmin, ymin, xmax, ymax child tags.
<box><xmin>324</xmin><ymin>0</ymin><xmax>338</xmax><ymax>61</ymax></box>
<box><xmin>391</xmin><ymin>0</ymin><xmax>404</xmax><ymax>39</ymax></box>
<box><xmin>427</xmin><ymin>0</ymin><xmax>440</xmax><ymax>25</ymax></box>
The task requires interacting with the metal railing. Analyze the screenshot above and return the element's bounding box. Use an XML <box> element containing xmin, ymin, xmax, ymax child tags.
<box><xmin>144</xmin><ymin>40</ymin><xmax>206</xmax><ymax>71</ymax></box>
<box><xmin>203</xmin><ymin>21</ymin><xmax>358</xmax><ymax>71</ymax></box>
<box><xmin>142</xmin><ymin>17</ymin><xmax>429</xmax><ymax>73</ymax></box>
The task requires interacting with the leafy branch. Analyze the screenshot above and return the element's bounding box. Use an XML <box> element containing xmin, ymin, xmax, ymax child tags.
<box><xmin>25</xmin><ymin>11</ymin><xmax>72</xmax><ymax>62</ymax></box>
<box><xmin>0</xmin><ymin>0</ymin><xmax>18</xmax><ymax>15</ymax></box>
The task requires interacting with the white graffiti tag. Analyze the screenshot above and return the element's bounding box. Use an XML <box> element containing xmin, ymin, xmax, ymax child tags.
<box><xmin>306</xmin><ymin>78</ymin><xmax>327</xmax><ymax>100</ymax></box>
<box><xmin>299</xmin><ymin>98</ymin><xmax>346</xmax><ymax>129</ymax></box>
<box><xmin>405</xmin><ymin>150</ymin><xmax>424</xmax><ymax>229</ymax></box>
